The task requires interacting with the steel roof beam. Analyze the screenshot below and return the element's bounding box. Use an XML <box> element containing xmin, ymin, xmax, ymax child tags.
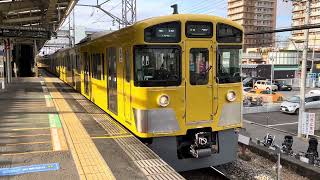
<box><xmin>3</xmin><ymin>16</ymin><xmax>42</xmax><ymax>24</ymax></box>
<box><xmin>46</xmin><ymin>0</ymin><xmax>58</xmax><ymax>23</ymax></box>
<box><xmin>5</xmin><ymin>11</ymin><xmax>46</xmax><ymax>19</ymax></box>
<box><xmin>0</xmin><ymin>1</ymin><xmax>35</xmax><ymax>13</ymax></box>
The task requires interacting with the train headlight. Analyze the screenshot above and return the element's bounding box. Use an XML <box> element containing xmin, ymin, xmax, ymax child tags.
<box><xmin>158</xmin><ymin>94</ymin><xmax>170</xmax><ymax>107</ymax></box>
<box><xmin>226</xmin><ymin>91</ymin><xmax>236</xmax><ymax>102</ymax></box>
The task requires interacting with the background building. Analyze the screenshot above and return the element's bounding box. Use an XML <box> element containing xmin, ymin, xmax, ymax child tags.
<box><xmin>40</xmin><ymin>26</ymin><xmax>109</xmax><ymax>55</ymax></box>
<box><xmin>291</xmin><ymin>0</ymin><xmax>320</xmax><ymax>50</ymax></box>
<box><xmin>227</xmin><ymin>0</ymin><xmax>277</xmax><ymax>49</ymax></box>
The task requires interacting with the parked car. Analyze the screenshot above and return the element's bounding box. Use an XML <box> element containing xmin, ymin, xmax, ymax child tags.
<box><xmin>243</xmin><ymin>77</ymin><xmax>265</xmax><ymax>87</ymax></box>
<box><xmin>243</xmin><ymin>87</ymin><xmax>253</xmax><ymax>106</ymax></box>
<box><xmin>254</xmin><ymin>80</ymin><xmax>278</xmax><ymax>91</ymax></box>
<box><xmin>243</xmin><ymin>87</ymin><xmax>252</xmax><ymax>94</ymax></box>
<box><xmin>280</xmin><ymin>94</ymin><xmax>320</xmax><ymax>114</ymax></box>
<box><xmin>308</xmin><ymin>90</ymin><xmax>320</xmax><ymax>95</ymax></box>
<box><xmin>246</xmin><ymin>89</ymin><xmax>284</xmax><ymax>103</ymax></box>
<box><xmin>273</xmin><ymin>80</ymin><xmax>292</xmax><ymax>91</ymax></box>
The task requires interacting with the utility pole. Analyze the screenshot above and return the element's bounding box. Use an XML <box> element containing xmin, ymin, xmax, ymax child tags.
<box><xmin>298</xmin><ymin>0</ymin><xmax>311</xmax><ymax>138</ymax></box>
<box><xmin>122</xmin><ymin>0</ymin><xmax>137</xmax><ymax>27</ymax></box>
<box><xmin>311</xmin><ymin>33</ymin><xmax>316</xmax><ymax>73</ymax></box>
<box><xmin>77</xmin><ymin>0</ymin><xmax>137</xmax><ymax>29</ymax></box>
<box><xmin>34</xmin><ymin>40</ymin><xmax>38</xmax><ymax>77</ymax></box>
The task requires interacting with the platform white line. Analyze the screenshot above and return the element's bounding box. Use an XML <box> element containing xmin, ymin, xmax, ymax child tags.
<box><xmin>267</xmin><ymin>122</ymin><xmax>298</xmax><ymax>127</ymax></box>
<box><xmin>44</xmin><ymin>95</ymin><xmax>53</xmax><ymax>107</ymax></box>
<box><xmin>244</xmin><ymin>120</ymin><xmax>254</xmax><ymax>124</ymax></box>
<box><xmin>42</xmin><ymin>86</ymin><xmax>48</xmax><ymax>93</ymax></box>
<box><xmin>51</xmin><ymin>128</ymin><xmax>62</xmax><ymax>151</ymax></box>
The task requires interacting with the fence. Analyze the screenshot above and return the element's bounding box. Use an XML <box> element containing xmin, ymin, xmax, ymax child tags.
<box><xmin>281</xmin><ymin>78</ymin><xmax>320</xmax><ymax>88</ymax></box>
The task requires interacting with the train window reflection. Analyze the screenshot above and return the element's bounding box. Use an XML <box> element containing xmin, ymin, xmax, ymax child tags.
<box><xmin>134</xmin><ymin>46</ymin><xmax>181</xmax><ymax>87</ymax></box>
<box><xmin>189</xmin><ymin>48</ymin><xmax>209</xmax><ymax>85</ymax></box>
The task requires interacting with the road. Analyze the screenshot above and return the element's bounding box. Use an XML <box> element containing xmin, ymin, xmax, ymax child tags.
<box><xmin>243</xmin><ymin>88</ymin><xmax>320</xmax><ymax>135</ymax></box>
<box><xmin>244</xmin><ymin>112</ymin><xmax>298</xmax><ymax>134</ymax></box>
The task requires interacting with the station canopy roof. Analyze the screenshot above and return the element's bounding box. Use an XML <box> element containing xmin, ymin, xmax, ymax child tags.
<box><xmin>0</xmin><ymin>0</ymin><xmax>77</xmax><ymax>47</ymax></box>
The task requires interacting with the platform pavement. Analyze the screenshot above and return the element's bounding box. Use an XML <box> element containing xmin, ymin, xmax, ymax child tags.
<box><xmin>0</xmin><ymin>72</ymin><xmax>184</xmax><ymax>180</ymax></box>
<box><xmin>0</xmin><ymin>77</ymin><xmax>78</xmax><ymax>179</ymax></box>
<box><xmin>242</xmin><ymin>121</ymin><xmax>320</xmax><ymax>156</ymax></box>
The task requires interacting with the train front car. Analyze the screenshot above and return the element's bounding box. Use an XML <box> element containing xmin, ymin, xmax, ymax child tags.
<box><xmin>131</xmin><ymin>15</ymin><xmax>243</xmax><ymax>171</ymax></box>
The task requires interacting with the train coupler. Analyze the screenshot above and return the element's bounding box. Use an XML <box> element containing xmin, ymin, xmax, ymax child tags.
<box><xmin>190</xmin><ymin>132</ymin><xmax>212</xmax><ymax>158</ymax></box>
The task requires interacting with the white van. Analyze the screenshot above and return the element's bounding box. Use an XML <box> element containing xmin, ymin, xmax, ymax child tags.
<box><xmin>254</xmin><ymin>80</ymin><xmax>278</xmax><ymax>91</ymax></box>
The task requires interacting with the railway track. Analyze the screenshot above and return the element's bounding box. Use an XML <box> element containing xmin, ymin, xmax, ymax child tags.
<box><xmin>180</xmin><ymin>166</ymin><xmax>229</xmax><ymax>180</ymax></box>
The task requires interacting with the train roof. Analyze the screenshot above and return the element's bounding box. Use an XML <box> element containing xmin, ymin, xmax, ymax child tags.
<box><xmin>49</xmin><ymin>14</ymin><xmax>243</xmax><ymax>55</ymax></box>
<box><xmin>82</xmin><ymin>14</ymin><xmax>243</xmax><ymax>45</ymax></box>
<box><xmin>134</xmin><ymin>14</ymin><xmax>243</xmax><ymax>31</ymax></box>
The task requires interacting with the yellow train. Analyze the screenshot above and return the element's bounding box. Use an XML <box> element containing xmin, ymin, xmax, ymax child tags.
<box><xmin>44</xmin><ymin>14</ymin><xmax>243</xmax><ymax>171</ymax></box>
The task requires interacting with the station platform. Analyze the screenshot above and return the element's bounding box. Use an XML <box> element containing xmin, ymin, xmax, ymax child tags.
<box><xmin>0</xmin><ymin>70</ymin><xmax>184</xmax><ymax>180</ymax></box>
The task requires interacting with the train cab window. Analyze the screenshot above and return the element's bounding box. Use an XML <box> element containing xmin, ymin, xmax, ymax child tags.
<box><xmin>216</xmin><ymin>23</ymin><xmax>242</xmax><ymax>43</ymax></box>
<box><xmin>144</xmin><ymin>21</ymin><xmax>181</xmax><ymax>43</ymax></box>
<box><xmin>134</xmin><ymin>46</ymin><xmax>181</xmax><ymax>87</ymax></box>
<box><xmin>125</xmin><ymin>49</ymin><xmax>131</xmax><ymax>82</ymax></box>
<box><xmin>189</xmin><ymin>48</ymin><xmax>209</xmax><ymax>85</ymax></box>
<box><xmin>217</xmin><ymin>46</ymin><xmax>242</xmax><ymax>83</ymax></box>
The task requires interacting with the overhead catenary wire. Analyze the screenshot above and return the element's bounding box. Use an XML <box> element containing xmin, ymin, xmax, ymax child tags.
<box><xmin>245</xmin><ymin>24</ymin><xmax>320</xmax><ymax>35</ymax></box>
<box><xmin>180</xmin><ymin>0</ymin><xmax>211</xmax><ymax>13</ymax></box>
<box><xmin>187</xmin><ymin>0</ymin><xmax>226</xmax><ymax>14</ymax></box>
<box><xmin>203</xmin><ymin>5</ymin><xmax>228</xmax><ymax>15</ymax></box>
<box><xmin>186</xmin><ymin>0</ymin><xmax>218</xmax><ymax>13</ymax></box>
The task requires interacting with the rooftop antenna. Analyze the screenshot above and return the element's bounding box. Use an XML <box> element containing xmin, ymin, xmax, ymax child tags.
<box><xmin>171</xmin><ymin>4</ymin><xmax>178</xmax><ymax>14</ymax></box>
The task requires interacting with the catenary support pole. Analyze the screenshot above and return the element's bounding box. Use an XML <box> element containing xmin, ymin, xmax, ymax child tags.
<box><xmin>34</xmin><ymin>40</ymin><xmax>38</xmax><ymax>77</ymax></box>
<box><xmin>298</xmin><ymin>0</ymin><xmax>311</xmax><ymax>138</ymax></box>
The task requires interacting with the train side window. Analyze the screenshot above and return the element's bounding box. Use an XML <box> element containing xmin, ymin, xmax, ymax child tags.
<box><xmin>92</xmin><ymin>54</ymin><xmax>96</xmax><ymax>78</ymax></box>
<box><xmin>189</xmin><ymin>48</ymin><xmax>209</xmax><ymax>85</ymax></box>
<box><xmin>97</xmin><ymin>53</ymin><xmax>102</xmax><ymax>80</ymax></box>
<box><xmin>102</xmin><ymin>53</ymin><xmax>105</xmax><ymax>80</ymax></box>
<box><xmin>125</xmin><ymin>49</ymin><xmax>130</xmax><ymax>82</ymax></box>
<box><xmin>92</xmin><ymin>53</ymin><xmax>102</xmax><ymax>80</ymax></box>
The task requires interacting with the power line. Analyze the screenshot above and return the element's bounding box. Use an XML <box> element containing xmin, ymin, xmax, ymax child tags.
<box><xmin>203</xmin><ymin>5</ymin><xmax>228</xmax><ymax>15</ymax></box>
<box><xmin>180</xmin><ymin>0</ymin><xmax>211</xmax><ymax>13</ymax></box>
<box><xmin>188</xmin><ymin>0</ymin><xmax>226</xmax><ymax>14</ymax></box>
<box><xmin>245</xmin><ymin>24</ymin><xmax>320</xmax><ymax>35</ymax></box>
<box><xmin>187</xmin><ymin>1</ymin><xmax>217</xmax><ymax>13</ymax></box>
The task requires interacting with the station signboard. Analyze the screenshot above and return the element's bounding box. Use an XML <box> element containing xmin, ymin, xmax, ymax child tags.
<box><xmin>302</xmin><ymin>112</ymin><xmax>315</xmax><ymax>136</ymax></box>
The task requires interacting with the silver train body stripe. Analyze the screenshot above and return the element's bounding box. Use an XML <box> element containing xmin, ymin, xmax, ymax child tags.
<box><xmin>134</xmin><ymin>108</ymin><xmax>180</xmax><ymax>134</ymax></box>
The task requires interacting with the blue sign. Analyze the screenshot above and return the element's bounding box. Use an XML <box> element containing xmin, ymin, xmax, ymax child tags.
<box><xmin>0</xmin><ymin>163</ymin><xmax>59</xmax><ymax>176</ymax></box>
<box><xmin>307</xmin><ymin>73</ymin><xmax>317</xmax><ymax>79</ymax></box>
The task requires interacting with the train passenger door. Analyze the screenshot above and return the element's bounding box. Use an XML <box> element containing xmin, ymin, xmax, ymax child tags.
<box><xmin>107</xmin><ymin>47</ymin><xmax>118</xmax><ymax>114</ymax></box>
<box><xmin>185</xmin><ymin>40</ymin><xmax>213</xmax><ymax>124</ymax></box>
<box><xmin>84</xmin><ymin>52</ymin><xmax>90</xmax><ymax>96</ymax></box>
<box><xmin>123</xmin><ymin>48</ymin><xmax>131</xmax><ymax>124</ymax></box>
<box><xmin>71</xmin><ymin>54</ymin><xmax>75</xmax><ymax>87</ymax></box>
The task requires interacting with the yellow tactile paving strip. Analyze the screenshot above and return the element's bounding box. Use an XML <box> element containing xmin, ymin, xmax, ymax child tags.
<box><xmin>45</xmin><ymin>78</ymin><xmax>116</xmax><ymax>180</ymax></box>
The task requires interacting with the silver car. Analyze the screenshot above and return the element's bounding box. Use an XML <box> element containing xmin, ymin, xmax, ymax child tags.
<box><xmin>280</xmin><ymin>94</ymin><xmax>320</xmax><ymax>114</ymax></box>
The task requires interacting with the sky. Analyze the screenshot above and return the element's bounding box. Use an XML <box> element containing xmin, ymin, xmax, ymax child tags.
<box><xmin>64</xmin><ymin>0</ymin><xmax>293</xmax><ymax>36</ymax></box>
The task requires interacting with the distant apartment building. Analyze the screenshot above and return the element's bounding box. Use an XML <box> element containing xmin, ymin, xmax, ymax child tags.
<box><xmin>227</xmin><ymin>0</ymin><xmax>277</xmax><ymax>49</ymax></box>
<box><xmin>292</xmin><ymin>0</ymin><xmax>320</xmax><ymax>50</ymax></box>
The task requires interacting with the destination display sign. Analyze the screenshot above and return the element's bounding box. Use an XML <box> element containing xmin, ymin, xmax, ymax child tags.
<box><xmin>155</xmin><ymin>27</ymin><xmax>177</xmax><ymax>38</ymax></box>
<box><xmin>186</xmin><ymin>22</ymin><xmax>213</xmax><ymax>38</ymax></box>
<box><xmin>144</xmin><ymin>21</ymin><xmax>181</xmax><ymax>43</ymax></box>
